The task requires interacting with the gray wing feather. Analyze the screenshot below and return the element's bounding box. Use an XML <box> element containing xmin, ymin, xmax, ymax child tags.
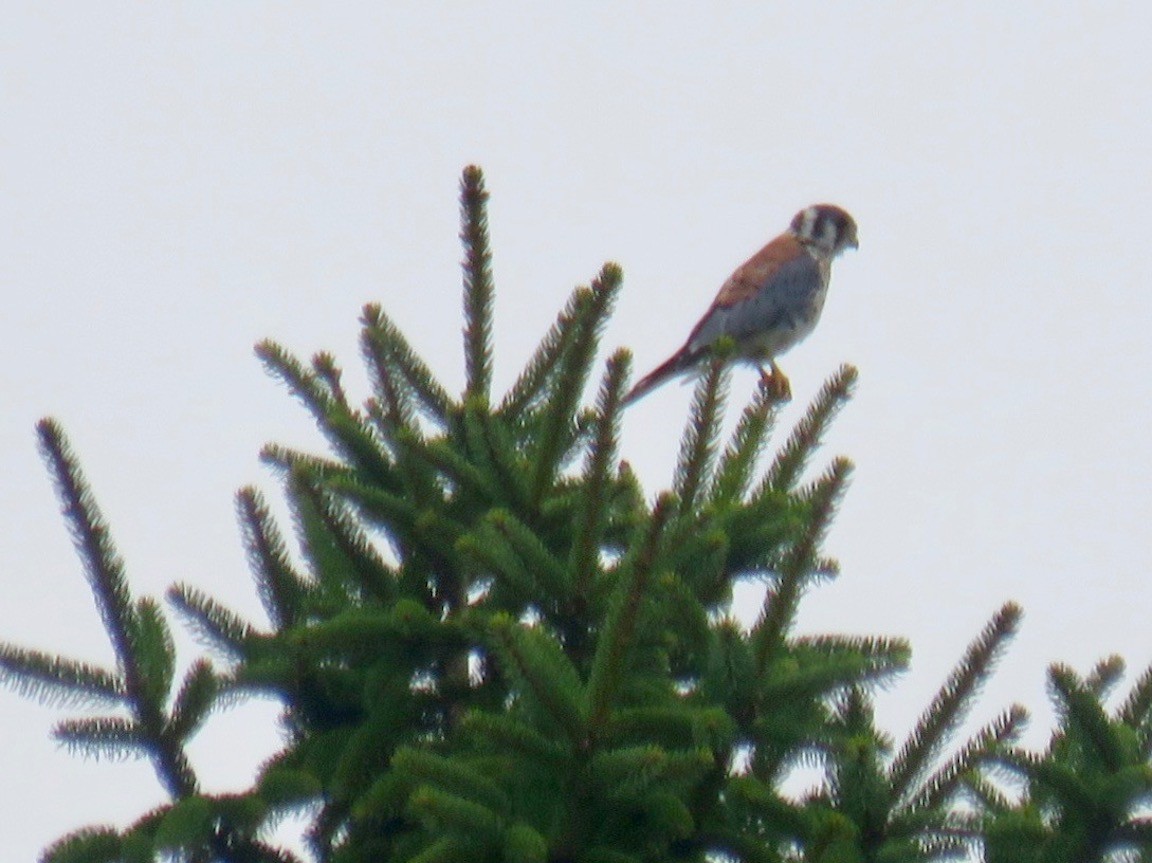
<box><xmin>687</xmin><ymin>254</ymin><xmax>824</xmax><ymax>357</ymax></box>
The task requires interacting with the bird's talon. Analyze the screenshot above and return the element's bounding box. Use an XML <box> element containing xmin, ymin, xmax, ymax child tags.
<box><xmin>759</xmin><ymin>369</ymin><xmax>792</xmax><ymax>401</ymax></box>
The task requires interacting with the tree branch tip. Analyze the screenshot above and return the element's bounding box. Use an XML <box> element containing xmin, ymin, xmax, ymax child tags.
<box><xmin>253</xmin><ymin>338</ymin><xmax>276</xmax><ymax>355</ymax></box>
<box><xmin>35</xmin><ymin>416</ymin><xmax>67</xmax><ymax>448</ymax></box>
<box><xmin>999</xmin><ymin>600</ymin><xmax>1024</xmax><ymax>621</ymax></box>
<box><xmin>598</xmin><ymin>262</ymin><xmax>624</xmax><ymax>284</ymax></box>
<box><xmin>360</xmin><ymin>302</ymin><xmax>383</xmax><ymax>326</ymax></box>
<box><xmin>607</xmin><ymin>347</ymin><xmax>632</xmax><ymax>366</ymax></box>
<box><xmin>836</xmin><ymin>363</ymin><xmax>859</xmax><ymax>384</ymax></box>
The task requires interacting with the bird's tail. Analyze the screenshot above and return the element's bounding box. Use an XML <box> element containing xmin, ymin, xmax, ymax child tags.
<box><xmin>622</xmin><ymin>349</ymin><xmax>694</xmax><ymax>407</ymax></box>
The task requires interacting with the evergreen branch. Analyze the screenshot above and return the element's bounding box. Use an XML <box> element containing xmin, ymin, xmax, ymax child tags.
<box><xmin>487</xmin><ymin>614</ymin><xmax>585</xmax><ymax>743</ymax></box>
<box><xmin>1085</xmin><ymin>654</ymin><xmax>1126</xmax><ymax>699</ymax></box>
<box><xmin>289</xmin><ymin>475</ymin><xmax>398</xmax><ymax>605</ymax></box>
<box><xmin>422</xmin><ymin>434</ymin><xmax>505</xmax><ymax>503</ymax></box>
<box><xmin>757</xmin><ymin>654</ymin><xmax>895</xmax><ymax>715</ymax></box>
<box><xmin>36</xmin><ymin>419</ymin><xmax>138</xmax><ymax>692</ymax></box>
<box><xmin>588</xmin><ymin>744</ymin><xmax>712</xmax><ymax>796</ymax></box>
<box><xmin>255</xmin><ymin>344</ymin><xmax>397</xmax><ymax>486</ymax></box>
<box><xmin>888</xmin><ymin>602</ymin><xmax>1022</xmax><ymax>801</ymax></box>
<box><xmin>34</xmin><ymin>422</ymin><xmax>200</xmax><ymax>797</ymax></box>
<box><xmin>459</xmin><ymin>403</ymin><xmax>504</xmax><ymax>498</ymax></box>
<box><xmin>311</xmin><ymin>351</ymin><xmax>350</xmax><ymax>411</ymax></box>
<box><xmin>320</xmin><ymin>408</ymin><xmax>399</xmax><ymax>491</ymax></box>
<box><xmin>810</xmin><ymin>554</ymin><xmax>841</xmax><ymax>579</ymax></box>
<box><xmin>714</xmin><ymin>487</ymin><xmax>796</xmax><ymax>578</ymax></box>
<box><xmin>40</xmin><ymin>827</ymin><xmax>123</xmax><ymax>863</ymax></box>
<box><xmin>236</xmin><ymin>487</ymin><xmax>310</xmax><ymax>631</ymax></box>
<box><xmin>0</xmin><ymin>644</ymin><xmax>125</xmax><ymax>707</ymax></box>
<box><xmin>457</xmin><ymin>512</ymin><xmax>559</xmax><ymax>603</ymax></box>
<box><xmin>257</xmin><ymin>766</ymin><xmax>324</xmax><ymax>811</ymax></box>
<box><xmin>759</xmin><ymin>364</ymin><xmax>857</xmax><ymax>493</ymax></box>
<box><xmin>1118</xmin><ymin>661</ymin><xmax>1152</xmax><ymax>740</ymax></box>
<box><xmin>362</xmin><ymin>303</ymin><xmax>455</xmax><ymax>424</ymax></box>
<box><xmin>529</xmin><ymin>264</ymin><xmax>623</xmax><ymax>506</ymax></box>
<box><xmin>481</xmin><ymin>410</ymin><xmax>539</xmax><ymax>511</ymax></box>
<box><xmin>792</xmin><ymin>634</ymin><xmax>912</xmax><ymax>677</ymax></box>
<box><xmin>167</xmin><ymin>659</ymin><xmax>220</xmax><ymax>741</ymax></box>
<box><xmin>460</xmin><ymin>403</ymin><xmax>530</xmax><ymax>510</ymax></box>
<box><xmin>601</xmin><ymin>705</ymin><xmax>734</xmax><ymax>752</ymax></box>
<box><xmin>460</xmin><ymin>165</ymin><xmax>496</xmax><ymax>403</ymax></box>
<box><xmin>363</xmin><ymin>372</ymin><xmax>413</xmax><ymax>441</ymax></box>
<box><xmin>324</xmin><ymin>410</ymin><xmax>399</xmax><ymax>490</ymax></box>
<box><xmin>753</xmin><ymin>457</ymin><xmax>853</xmax><ymax>671</ymax></box>
<box><xmin>359</xmin><ymin>304</ymin><xmax>418</xmax><ymax>433</ymax></box>
<box><xmin>259</xmin><ymin>444</ymin><xmax>354</xmax><ymax>482</ymax></box>
<box><xmin>724</xmin><ymin>774</ymin><xmax>812</xmax><ymax>845</ymax></box>
<box><xmin>960</xmin><ymin>771</ymin><xmax>1016</xmax><ymax>814</ymax></box>
<box><xmin>322</xmin><ymin>471</ymin><xmax>418</xmax><ymax>528</ymax></box>
<box><xmin>1048</xmin><ymin>663</ymin><xmax>1128</xmax><ymax>772</ymax></box>
<box><xmin>460</xmin><ymin>712</ymin><xmax>567</xmax><ymax>764</ymax></box>
<box><xmin>673</xmin><ymin>352</ymin><xmax>729</xmax><ymax>516</ymax></box>
<box><xmin>292</xmin><ymin>603</ymin><xmax>438</xmax><ymax>654</ymax></box>
<box><xmin>661</xmin><ymin>523</ymin><xmax>729</xmax><ymax>608</ymax></box>
<box><xmin>129</xmin><ymin>596</ymin><xmax>176</xmax><ymax>709</ymax></box>
<box><xmin>570</xmin><ymin>350</ymin><xmax>629</xmax><ymax>595</ymax></box>
<box><xmin>902</xmin><ymin>704</ymin><xmax>1028</xmax><ymax>815</ymax></box>
<box><xmin>498</xmin><ymin>285</ymin><xmax>587</xmax><ymax>417</ymax></box>
<box><xmin>587</xmin><ymin>493</ymin><xmax>674</xmax><ymax>731</ymax></box>
<box><xmin>53</xmin><ymin>715</ymin><xmax>151</xmax><ymax>758</ymax></box>
<box><xmin>486</xmin><ymin>509</ymin><xmax>568</xmax><ymax>595</ymax></box>
<box><xmin>393</xmin><ymin>745</ymin><xmax>510</xmax><ymax>816</ymax></box>
<box><xmin>366</xmin><ymin>396</ymin><xmax>437</xmax><ymax>504</ymax></box>
<box><xmin>326</xmin><ymin>473</ymin><xmax>465</xmax><ymax>556</ymax></box>
<box><xmin>475</xmin><ymin>409</ymin><xmax>533</xmax><ymax>510</ymax></box>
<box><xmin>981</xmin><ymin>745</ymin><xmax>1042</xmax><ymax>783</ymax></box>
<box><xmin>365</xmin><ymin>424</ymin><xmax>445</xmax><ymax>517</ymax></box>
<box><xmin>150</xmin><ymin>796</ymin><xmax>292</xmax><ymax>863</ymax></box>
<box><xmin>255</xmin><ymin>340</ymin><xmax>336</xmax><ymax>427</ymax></box>
<box><xmin>710</xmin><ymin>379</ymin><xmax>780</xmax><ymax>506</ymax></box>
<box><xmin>166</xmin><ymin>584</ymin><xmax>255</xmax><ymax>660</ymax></box>
<box><xmin>993</xmin><ymin>748</ymin><xmax>1095</xmax><ymax>812</ymax></box>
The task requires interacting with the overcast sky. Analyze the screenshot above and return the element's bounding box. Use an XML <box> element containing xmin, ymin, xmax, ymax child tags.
<box><xmin>3</xmin><ymin>4</ymin><xmax>1151</xmax><ymax>859</ymax></box>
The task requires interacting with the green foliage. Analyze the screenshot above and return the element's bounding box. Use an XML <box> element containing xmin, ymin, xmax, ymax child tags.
<box><xmin>980</xmin><ymin>660</ymin><xmax>1152</xmax><ymax>863</ymax></box>
<box><xmin>3</xmin><ymin>166</ymin><xmax>1149</xmax><ymax>863</ymax></box>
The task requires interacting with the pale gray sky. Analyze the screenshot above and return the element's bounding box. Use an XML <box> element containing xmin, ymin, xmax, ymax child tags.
<box><xmin>3</xmin><ymin>4</ymin><xmax>1151</xmax><ymax>858</ymax></box>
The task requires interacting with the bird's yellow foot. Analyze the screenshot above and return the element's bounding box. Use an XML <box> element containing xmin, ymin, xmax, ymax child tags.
<box><xmin>759</xmin><ymin>366</ymin><xmax>792</xmax><ymax>401</ymax></box>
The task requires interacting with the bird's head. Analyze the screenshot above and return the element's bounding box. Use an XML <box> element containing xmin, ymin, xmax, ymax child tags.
<box><xmin>790</xmin><ymin>204</ymin><xmax>859</xmax><ymax>257</ymax></box>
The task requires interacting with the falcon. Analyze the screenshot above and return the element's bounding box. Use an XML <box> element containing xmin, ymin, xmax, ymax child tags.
<box><xmin>623</xmin><ymin>204</ymin><xmax>858</xmax><ymax>405</ymax></box>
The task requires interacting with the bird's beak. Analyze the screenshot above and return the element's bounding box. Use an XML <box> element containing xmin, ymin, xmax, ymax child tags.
<box><xmin>848</xmin><ymin>235</ymin><xmax>859</xmax><ymax>250</ymax></box>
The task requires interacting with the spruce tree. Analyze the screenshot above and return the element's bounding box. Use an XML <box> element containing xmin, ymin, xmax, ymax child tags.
<box><xmin>1</xmin><ymin>167</ymin><xmax>1149</xmax><ymax>863</ymax></box>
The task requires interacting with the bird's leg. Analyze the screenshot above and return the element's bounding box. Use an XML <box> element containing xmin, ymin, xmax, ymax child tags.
<box><xmin>758</xmin><ymin>360</ymin><xmax>792</xmax><ymax>401</ymax></box>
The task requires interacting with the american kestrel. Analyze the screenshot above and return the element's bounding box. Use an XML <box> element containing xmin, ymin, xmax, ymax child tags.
<box><xmin>623</xmin><ymin>204</ymin><xmax>858</xmax><ymax>405</ymax></box>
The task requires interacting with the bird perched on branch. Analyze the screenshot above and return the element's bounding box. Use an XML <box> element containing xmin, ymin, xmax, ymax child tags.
<box><xmin>623</xmin><ymin>204</ymin><xmax>858</xmax><ymax>405</ymax></box>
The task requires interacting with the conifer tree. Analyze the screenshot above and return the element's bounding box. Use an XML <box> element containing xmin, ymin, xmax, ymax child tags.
<box><xmin>1</xmin><ymin>167</ymin><xmax>1148</xmax><ymax>863</ymax></box>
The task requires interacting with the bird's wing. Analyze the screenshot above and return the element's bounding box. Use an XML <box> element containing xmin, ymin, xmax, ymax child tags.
<box><xmin>686</xmin><ymin>235</ymin><xmax>822</xmax><ymax>354</ymax></box>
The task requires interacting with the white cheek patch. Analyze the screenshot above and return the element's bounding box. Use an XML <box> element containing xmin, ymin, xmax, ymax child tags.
<box><xmin>799</xmin><ymin>208</ymin><xmax>817</xmax><ymax>240</ymax></box>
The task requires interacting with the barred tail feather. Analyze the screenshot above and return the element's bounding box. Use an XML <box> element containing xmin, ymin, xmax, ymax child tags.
<box><xmin>622</xmin><ymin>347</ymin><xmax>695</xmax><ymax>407</ymax></box>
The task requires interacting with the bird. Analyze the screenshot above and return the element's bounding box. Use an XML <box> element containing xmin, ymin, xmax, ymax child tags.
<box><xmin>622</xmin><ymin>203</ymin><xmax>858</xmax><ymax>406</ymax></box>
